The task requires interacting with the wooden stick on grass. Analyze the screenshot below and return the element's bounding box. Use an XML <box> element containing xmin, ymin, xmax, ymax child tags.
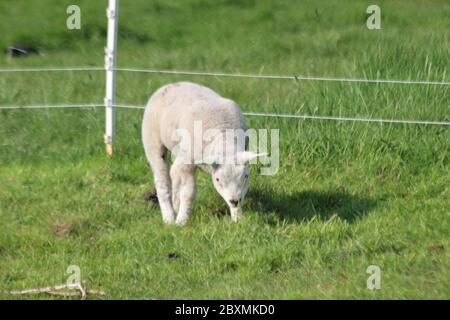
<box><xmin>1</xmin><ymin>283</ymin><xmax>106</xmax><ymax>300</ymax></box>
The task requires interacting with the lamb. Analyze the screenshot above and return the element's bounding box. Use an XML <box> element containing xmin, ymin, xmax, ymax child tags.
<box><xmin>142</xmin><ymin>82</ymin><xmax>263</xmax><ymax>226</ymax></box>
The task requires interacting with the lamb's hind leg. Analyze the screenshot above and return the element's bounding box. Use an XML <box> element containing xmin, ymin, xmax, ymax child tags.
<box><xmin>148</xmin><ymin>149</ymin><xmax>176</xmax><ymax>225</ymax></box>
<box><xmin>171</xmin><ymin>163</ymin><xmax>196</xmax><ymax>226</ymax></box>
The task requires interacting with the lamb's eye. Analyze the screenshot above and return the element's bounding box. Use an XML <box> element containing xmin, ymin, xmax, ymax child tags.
<box><xmin>244</xmin><ymin>174</ymin><xmax>249</xmax><ymax>179</ymax></box>
<box><xmin>215</xmin><ymin>177</ymin><xmax>220</xmax><ymax>182</ymax></box>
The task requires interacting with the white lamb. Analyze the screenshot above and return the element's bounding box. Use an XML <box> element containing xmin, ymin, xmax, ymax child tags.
<box><xmin>142</xmin><ymin>82</ymin><xmax>263</xmax><ymax>226</ymax></box>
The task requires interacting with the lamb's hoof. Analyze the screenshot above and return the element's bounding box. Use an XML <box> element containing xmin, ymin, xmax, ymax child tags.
<box><xmin>175</xmin><ymin>217</ymin><xmax>189</xmax><ymax>226</ymax></box>
<box><xmin>163</xmin><ymin>216</ymin><xmax>176</xmax><ymax>225</ymax></box>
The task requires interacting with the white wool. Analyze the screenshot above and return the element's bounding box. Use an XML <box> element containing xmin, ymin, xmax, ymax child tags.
<box><xmin>142</xmin><ymin>82</ymin><xmax>260</xmax><ymax>225</ymax></box>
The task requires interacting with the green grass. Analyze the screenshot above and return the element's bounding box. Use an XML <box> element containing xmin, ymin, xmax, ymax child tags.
<box><xmin>0</xmin><ymin>0</ymin><xmax>449</xmax><ymax>299</ymax></box>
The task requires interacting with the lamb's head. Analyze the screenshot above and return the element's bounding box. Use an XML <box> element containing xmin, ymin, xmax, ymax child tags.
<box><xmin>205</xmin><ymin>151</ymin><xmax>265</xmax><ymax>222</ymax></box>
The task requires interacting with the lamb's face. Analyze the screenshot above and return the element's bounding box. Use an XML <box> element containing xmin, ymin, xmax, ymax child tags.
<box><xmin>206</xmin><ymin>151</ymin><xmax>266</xmax><ymax>222</ymax></box>
<box><xmin>212</xmin><ymin>164</ymin><xmax>249</xmax><ymax>221</ymax></box>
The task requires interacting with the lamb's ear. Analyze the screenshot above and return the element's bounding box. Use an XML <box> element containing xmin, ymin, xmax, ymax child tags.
<box><xmin>237</xmin><ymin>151</ymin><xmax>268</xmax><ymax>164</ymax></box>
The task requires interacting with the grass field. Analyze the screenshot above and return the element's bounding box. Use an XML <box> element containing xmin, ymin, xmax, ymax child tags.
<box><xmin>0</xmin><ymin>0</ymin><xmax>449</xmax><ymax>299</ymax></box>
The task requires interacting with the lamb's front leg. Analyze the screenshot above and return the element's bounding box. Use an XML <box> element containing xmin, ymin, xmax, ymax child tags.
<box><xmin>171</xmin><ymin>164</ymin><xmax>196</xmax><ymax>226</ymax></box>
<box><xmin>149</xmin><ymin>154</ymin><xmax>176</xmax><ymax>224</ymax></box>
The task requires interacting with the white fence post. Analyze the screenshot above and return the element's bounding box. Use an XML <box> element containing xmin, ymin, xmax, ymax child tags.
<box><xmin>104</xmin><ymin>0</ymin><xmax>119</xmax><ymax>156</ymax></box>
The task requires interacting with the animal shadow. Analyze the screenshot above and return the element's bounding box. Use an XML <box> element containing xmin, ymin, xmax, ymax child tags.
<box><xmin>246</xmin><ymin>188</ymin><xmax>377</xmax><ymax>224</ymax></box>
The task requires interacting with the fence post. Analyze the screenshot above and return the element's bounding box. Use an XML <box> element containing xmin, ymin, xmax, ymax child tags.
<box><xmin>104</xmin><ymin>0</ymin><xmax>119</xmax><ymax>156</ymax></box>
